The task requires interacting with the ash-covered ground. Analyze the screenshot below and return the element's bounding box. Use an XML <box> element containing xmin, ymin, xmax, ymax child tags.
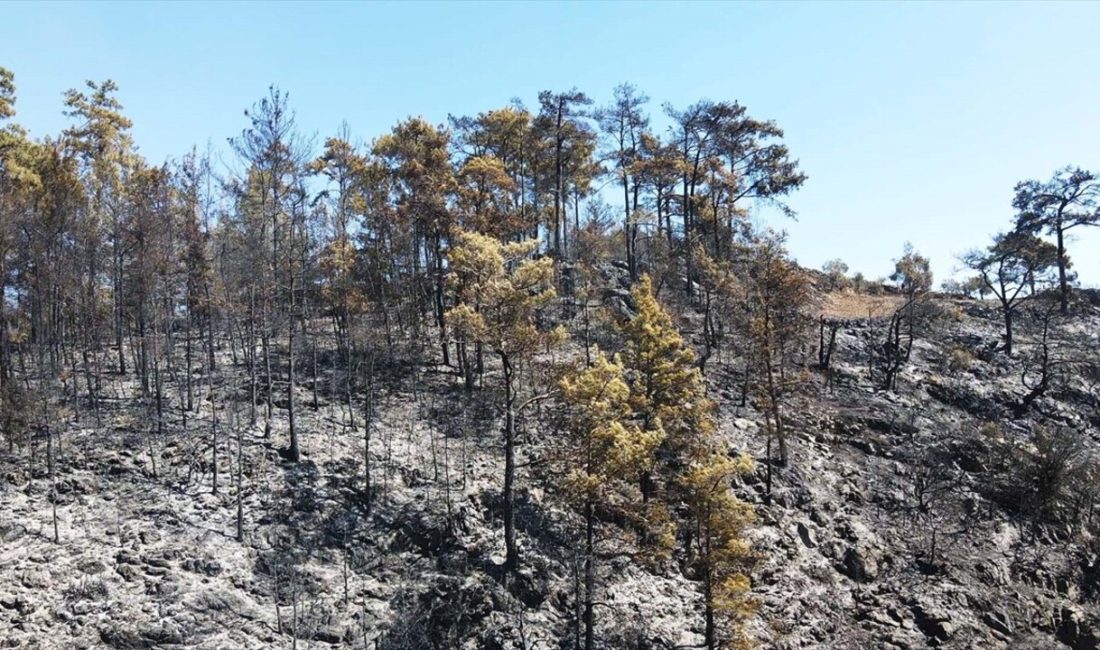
<box><xmin>3</xmin><ymin>290</ymin><xmax>1100</xmax><ymax>649</ymax></box>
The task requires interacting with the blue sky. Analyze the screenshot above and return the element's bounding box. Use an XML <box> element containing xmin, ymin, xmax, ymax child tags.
<box><xmin>3</xmin><ymin>1</ymin><xmax>1099</xmax><ymax>284</ymax></box>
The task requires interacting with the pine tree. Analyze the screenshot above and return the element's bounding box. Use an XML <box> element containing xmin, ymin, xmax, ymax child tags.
<box><xmin>596</xmin><ymin>84</ymin><xmax>650</xmax><ymax>280</ymax></box>
<box><xmin>962</xmin><ymin>232</ymin><xmax>1059</xmax><ymax>356</ymax></box>
<box><xmin>619</xmin><ymin>274</ymin><xmax>710</xmax><ymax>501</ymax></box>
<box><xmin>559</xmin><ymin>348</ymin><xmax>663</xmax><ymax>650</ymax></box>
<box><xmin>1013</xmin><ymin>167</ymin><xmax>1100</xmax><ymax>314</ymax></box>
<box><xmin>742</xmin><ymin>234</ymin><xmax>811</xmax><ymax>499</ymax></box>
<box><xmin>684</xmin><ymin>453</ymin><xmax>757</xmax><ymax>650</ymax></box>
<box><xmin>455</xmin><ymin>155</ymin><xmax>521</xmax><ymax>241</ymax></box>
<box><xmin>312</xmin><ymin>133</ymin><xmax>370</xmax><ymax>347</ymax></box>
<box><xmin>695</xmin><ymin>244</ymin><xmax>741</xmax><ymax>373</ymax></box>
<box><xmin>450</xmin><ymin>106</ymin><xmax>538</xmax><ymax>241</ymax></box>
<box><xmin>616</xmin><ymin>276</ymin><xmax>759</xmax><ymax>650</ymax></box>
<box><xmin>63</xmin><ymin>79</ymin><xmax>134</xmax><ymax>378</ymax></box>
<box><xmin>374</xmin><ymin>118</ymin><xmax>455</xmax><ymax>365</ymax></box>
<box><xmin>446</xmin><ymin>229</ymin><xmax>557</xmax><ymax>571</ymax></box>
<box><xmin>228</xmin><ymin>86</ymin><xmax>312</xmax><ymax>456</ymax></box>
<box><xmin>878</xmin><ymin>243</ymin><xmax>933</xmax><ymax>391</ymax></box>
<box><xmin>635</xmin><ymin>132</ymin><xmax>684</xmax><ymax>246</ymax></box>
<box><xmin>0</xmin><ymin>67</ymin><xmax>41</xmax><ymax>389</ymax></box>
<box><xmin>535</xmin><ymin>89</ymin><xmax>593</xmax><ymax>259</ymax></box>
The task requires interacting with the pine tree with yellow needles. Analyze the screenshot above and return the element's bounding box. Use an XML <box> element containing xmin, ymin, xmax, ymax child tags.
<box><xmin>684</xmin><ymin>453</ymin><xmax>758</xmax><ymax>650</ymax></box>
<box><xmin>620</xmin><ymin>274</ymin><xmax>712</xmax><ymax>500</ymax></box>
<box><xmin>559</xmin><ymin>347</ymin><xmax>663</xmax><ymax>650</ymax></box>
<box><xmin>446</xmin><ymin>228</ymin><xmax>558</xmax><ymax>572</ymax></box>
<box><xmin>619</xmin><ymin>274</ymin><xmax>758</xmax><ymax>649</ymax></box>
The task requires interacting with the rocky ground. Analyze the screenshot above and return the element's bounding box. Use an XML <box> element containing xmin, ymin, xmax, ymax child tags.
<box><xmin>3</xmin><ymin>288</ymin><xmax>1100</xmax><ymax>649</ymax></box>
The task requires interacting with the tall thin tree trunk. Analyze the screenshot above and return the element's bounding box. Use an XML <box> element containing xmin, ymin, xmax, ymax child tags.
<box><xmin>703</xmin><ymin>543</ymin><xmax>716</xmax><ymax>650</ymax></box>
<box><xmin>287</xmin><ymin>274</ymin><xmax>300</xmax><ymax>462</ymax></box>
<box><xmin>115</xmin><ymin>240</ymin><xmax>125</xmax><ymax>375</ymax></box>
<box><xmin>434</xmin><ymin>234</ymin><xmax>450</xmax><ymax>367</ymax></box>
<box><xmin>1057</xmin><ymin>227</ymin><xmax>1068</xmax><ymax>315</ymax></box>
<box><xmin>210</xmin><ymin>363</ymin><xmax>218</xmax><ymax>494</ymax></box>
<box><xmin>262</xmin><ymin>310</ymin><xmax>272</xmax><ymax>438</ymax></box>
<box><xmin>363</xmin><ymin>355</ymin><xmax>375</xmax><ymax>513</ymax></box>
<box><xmin>46</xmin><ymin>410</ymin><xmax>59</xmax><ymax>544</ymax></box>
<box><xmin>310</xmin><ymin>326</ymin><xmax>318</xmax><ymax>410</ymax></box>
<box><xmin>584</xmin><ymin>499</ymin><xmax>595</xmax><ymax>650</ymax></box>
<box><xmin>249</xmin><ymin>287</ymin><xmax>257</xmax><ymax>427</ymax></box>
<box><xmin>185</xmin><ymin>312</ymin><xmax>194</xmax><ymax>412</ymax></box>
<box><xmin>623</xmin><ymin>168</ymin><xmax>635</xmax><ymax>280</ymax></box>
<box><xmin>235</xmin><ymin>396</ymin><xmax>244</xmax><ymax>542</ymax></box>
<box><xmin>204</xmin><ymin>284</ymin><xmax>216</xmax><ymax>372</ymax></box>
<box><xmin>502</xmin><ymin>353</ymin><xmax>518</xmax><ymax>572</ymax></box>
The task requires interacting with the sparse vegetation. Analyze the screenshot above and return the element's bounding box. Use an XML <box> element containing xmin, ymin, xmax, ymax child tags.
<box><xmin>1</xmin><ymin>37</ymin><xmax>1100</xmax><ymax>650</ymax></box>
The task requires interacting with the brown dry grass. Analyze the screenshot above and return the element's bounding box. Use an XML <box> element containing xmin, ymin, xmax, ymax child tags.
<box><xmin>819</xmin><ymin>291</ymin><xmax>905</xmax><ymax>321</ymax></box>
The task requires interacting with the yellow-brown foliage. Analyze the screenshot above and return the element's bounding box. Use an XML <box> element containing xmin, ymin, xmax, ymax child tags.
<box><xmin>684</xmin><ymin>453</ymin><xmax>758</xmax><ymax>650</ymax></box>
<box><xmin>445</xmin><ymin>228</ymin><xmax>556</xmax><ymax>358</ymax></box>
<box><xmin>620</xmin><ymin>274</ymin><xmax>712</xmax><ymax>453</ymax></box>
<box><xmin>559</xmin><ymin>348</ymin><xmax>664</xmax><ymax>507</ymax></box>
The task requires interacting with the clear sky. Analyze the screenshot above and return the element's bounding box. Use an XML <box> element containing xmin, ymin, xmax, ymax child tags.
<box><xmin>3</xmin><ymin>1</ymin><xmax>1099</xmax><ymax>285</ymax></box>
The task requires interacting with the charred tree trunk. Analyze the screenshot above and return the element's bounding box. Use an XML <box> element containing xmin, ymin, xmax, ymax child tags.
<box><xmin>502</xmin><ymin>352</ymin><xmax>518</xmax><ymax>573</ymax></box>
<box><xmin>287</xmin><ymin>274</ymin><xmax>300</xmax><ymax>463</ymax></box>
<box><xmin>583</xmin><ymin>498</ymin><xmax>595</xmax><ymax>650</ymax></box>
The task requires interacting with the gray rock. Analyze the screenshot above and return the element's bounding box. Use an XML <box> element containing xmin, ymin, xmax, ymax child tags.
<box><xmin>79</xmin><ymin>559</ymin><xmax>107</xmax><ymax>575</ymax></box>
<box><xmin>311</xmin><ymin>625</ymin><xmax>347</xmax><ymax>644</ymax></box>
<box><xmin>796</xmin><ymin>521</ymin><xmax>817</xmax><ymax>548</ymax></box>
<box><xmin>116</xmin><ymin>564</ymin><xmax>141</xmax><ymax>582</ymax></box>
<box><xmin>182</xmin><ymin>557</ymin><xmax>222</xmax><ymax>576</ymax></box>
<box><xmin>840</xmin><ymin>545</ymin><xmax>880</xmax><ymax>583</ymax></box>
<box><xmin>910</xmin><ymin>601</ymin><xmax>954</xmax><ymax>643</ymax></box>
<box><xmin>1057</xmin><ymin>606</ymin><xmax>1100</xmax><ymax>650</ymax></box>
<box><xmin>983</xmin><ymin>610</ymin><xmax>1013</xmax><ymax>636</ymax></box>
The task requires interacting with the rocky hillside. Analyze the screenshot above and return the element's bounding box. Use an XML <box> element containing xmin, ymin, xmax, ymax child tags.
<box><xmin>2</xmin><ymin>289</ymin><xmax>1100</xmax><ymax>649</ymax></box>
<box><xmin>740</xmin><ymin>295</ymin><xmax>1100</xmax><ymax>650</ymax></box>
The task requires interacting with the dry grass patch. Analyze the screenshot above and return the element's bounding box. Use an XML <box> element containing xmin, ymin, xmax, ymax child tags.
<box><xmin>819</xmin><ymin>291</ymin><xmax>904</xmax><ymax>321</ymax></box>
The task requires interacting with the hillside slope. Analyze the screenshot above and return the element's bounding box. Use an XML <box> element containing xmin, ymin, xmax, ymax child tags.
<box><xmin>2</xmin><ymin>292</ymin><xmax>1100</xmax><ymax>649</ymax></box>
